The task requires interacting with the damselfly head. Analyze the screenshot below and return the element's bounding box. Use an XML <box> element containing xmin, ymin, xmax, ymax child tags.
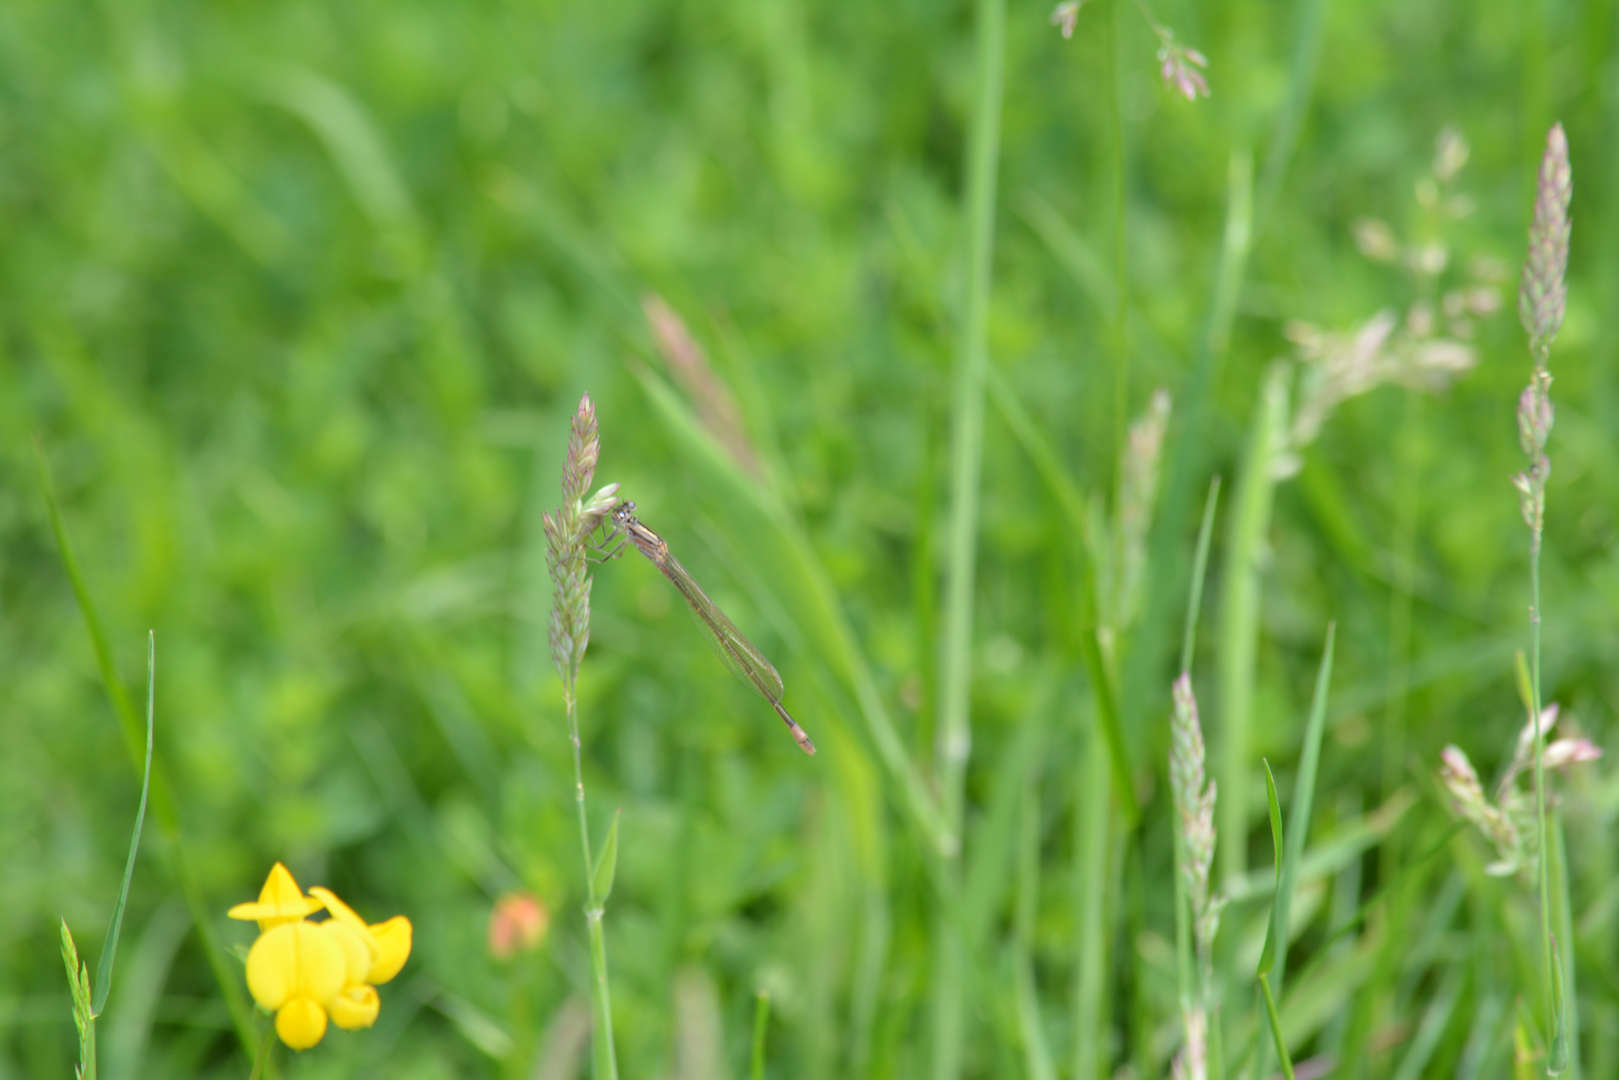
<box><xmin>611</xmin><ymin>500</ymin><xmax>636</xmax><ymax>524</ymax></box>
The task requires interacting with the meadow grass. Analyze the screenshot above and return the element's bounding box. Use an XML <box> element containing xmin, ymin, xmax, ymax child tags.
<box><xmin>4</xmin><ymin>0</ymin><xmax>1618</xmax><ymax>1078</ymax></box>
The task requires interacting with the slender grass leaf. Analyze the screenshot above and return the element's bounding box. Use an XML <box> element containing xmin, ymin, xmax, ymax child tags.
<box><xmin>751</xmin><ymin>990</ymin><xmax>770</xmax><ymax>1080</ymax></box>
<box><xmin>1548</xmin><ymin>932</ymin><xmax>1569</xmax><ymax>1074</ymax></box>
<box><xmin>1272</xmin><ymin>622</ymin><xmax>1336</xmax><ymax>988</ymax></box>
<box><xmin>91</xmin><ymin>631</ymin><xmax>156</xmax><ymax>1017</ymax></box>
<box><xmin>1180</xmin><ymin>475</ymin><xmax>1222</xmax><ymax>678</ymax></box>
<box><xmin>1258</xmin><ymin>759</ymin><xmax>1284</xmax><ymax>978</ymax></box>
<box><xmin>591</xmin><ymin>809</ymin><xmax>621</xmax><ymax>905</ymax></box>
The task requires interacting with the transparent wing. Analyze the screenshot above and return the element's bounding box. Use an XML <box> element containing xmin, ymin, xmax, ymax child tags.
<box><xmin>657</xmin><ymin>552</ymin><xmax>787</xmax><ymax>705</ymax></box>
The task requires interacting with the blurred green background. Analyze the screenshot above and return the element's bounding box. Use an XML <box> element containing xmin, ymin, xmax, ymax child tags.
<box><xmin>3</xmin><ymin>0</ymin><xmax>1617</xmax><ymax>1077</ymax></box>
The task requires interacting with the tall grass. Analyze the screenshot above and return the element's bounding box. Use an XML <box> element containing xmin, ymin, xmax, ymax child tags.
<box><xmin>6</xmin><ymin>3</ymin><xmax>1616</xmax><ymax>1079</ymax></box>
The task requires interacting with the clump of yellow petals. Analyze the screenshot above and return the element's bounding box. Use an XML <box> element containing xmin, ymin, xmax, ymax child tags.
<box><xmin>229</xmin><ymin>863</ymin><xmax>413</xmax><ymax>1051</ymax></box>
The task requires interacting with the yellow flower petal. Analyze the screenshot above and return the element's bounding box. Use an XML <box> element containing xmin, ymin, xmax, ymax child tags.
<box><xmin>274</xmin><ymin>996</ymin><xmax>329</xmax><ymax>1051</ymax></box>
<box><xmin>228</xmin><ymin>863</ymin><xmax>323</xmax><ymax>931</ymax></box>
<box><xmin>366</xmin><ymin>916</ymin><xmax>412</xmax><ymax>984</ymax></box>
<box><xmin>309</xmin><ymin>886</ymin><xmax>412</xmax><ymax>984</ymax></box>
<box><xmin>318</xmin><ymin>919</ymin><xmax>374</xmax><ymax>990</ymax></box>
<box><xmin>246</xmin><ymin>923</ymin><xmax>348</xmax><ymax>1012</ymax></box>
<box><xmin>328</xmin><ymin>985</ymin><xmax>380</xmax><ymax>1031</ymax></box>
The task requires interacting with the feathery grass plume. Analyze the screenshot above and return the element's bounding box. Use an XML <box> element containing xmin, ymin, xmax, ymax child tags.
<box><xmin>642</xmin><ymin>293</ymin><xmax>762</xmax><ymax>477</ymax></box>
<box><xmin>1155</xmin><ymin>32</ymin><xmax>1209</xmax><ymax>101</ymax></box>
<box><xmin>1511</xmin><ymin>123</ymin><xmax>1572</xmax><ymax>1073</ymax></box>
<box><xmin>541</xmin><ymin>392</ymin><xmax>622</xmax><ymax>1080</ymax></box>
<box><xmin>1048</xmin><ymin>0</ymin><xmax>1209</xmax><ymax>100</ymax></box>
<box><xmin>1512</xmin><ymin>126</ymin><xmax>1569</xmax><ymax>545</ymax></box>
<box><xmin>61</xmin><ymin>922</ymin><xmax>95</xmax><ymax>1079</ymax></box>
<box><xmin>1436</xmin><ymin>703</ymin><xmax>1600</xmax><ymax>883</ymax></box>
<box><xmin>1096</xmin><ymin>389</ymin><xmax>1171</xmax><ymax>637</ymax></box>
<box><xmin>542</xmin><ymin>396</ymin><xmax>620</xmax><ymax>691</ymax></box>
<box><xmin>1278</xmin><ymin>127</ymin><xmax>1493</xmax><ymax>475</ymax></box>
<box><xmin>1048</xmin><ymin>1</ymin><xmax>1084</xmax><ymax>38</ymax></box>
<box><xmin>1169</xmin><ymin>673</ymin><xmax>1222</xmax><ymax>1080</ymax></box>
<box><xmin>1519</xmin><ymin>125</ymin><xmax>1572</xmax><ymax>364</ymax></box>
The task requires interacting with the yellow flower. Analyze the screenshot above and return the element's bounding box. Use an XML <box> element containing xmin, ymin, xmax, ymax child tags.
<box><xmin>230</xmin><ymin>865</ymin><xmax>411</xmax><ymax>1050</ymax></box>
<box><xmin>227</xmin><ymin>863</ymin><xmax>324</xmax><ymax>933</ymax></box>
<box><xmin>308</xmin><ymin>887</ymin><xmax>413</xmax><ymax>1030</ymax></box>
<box><xmin>244</xmin><ymin>922</ymin><xmax>346</xmax><ymax>1050</ymax></box>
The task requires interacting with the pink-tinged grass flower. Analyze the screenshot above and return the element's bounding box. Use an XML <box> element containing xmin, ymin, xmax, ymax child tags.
<box><xmin>488</xmin><ymin>891</ymin><xmax>551</xmax><ymax>961</ymax></box>
<box><xmin>1049</xmin><ymin>0</ymin><xmax>1087</xmax><ymax>38</ymax></box>
<box><xmin>1157</xmin><ymin>36</ymin><xmax>1209</xmax><ymax>101</ymax></box>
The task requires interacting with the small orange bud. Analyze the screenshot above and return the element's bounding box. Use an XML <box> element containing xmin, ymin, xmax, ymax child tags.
<box><xmin>488</xmin><ymin>891</ymin><xmax>550</xmax><ymax>961</ymax></box>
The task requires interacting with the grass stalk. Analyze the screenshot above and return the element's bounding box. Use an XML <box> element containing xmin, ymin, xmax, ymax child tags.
<box><xmin>33</xmin><ymin>440</ymin><xmax>260</xmax><ymax>1065</ymax></box>
<box><xmin>1257</xmin><ymin>761</ymin><xmax>1294</xmax><ymax>1080</ymax></box>
<box><xmin>751</xmin><ymin>991</ymin><xmax>771</xmax><ymax>1080</ymax></box>
<box><xmin>1257</xmin><ymin>974</ymin><xmax>1296</xmax><ymax>1080</ymax></box>
<box><xmin>1125</xmin><ymin>150</ymin><xmax>1251</xmax><ymax>782</ymax></box>
<box><xmin>1551</xmin><ymin>815</ymin><xmax>1578</xmax><ymax>1079</ymax></box>
<box><xmin>1074</xmin><ymin>726</ymin><xmax>1113</xmax><ymax>1080</ymax></box>
<box><xmin>1515</xmin><ymin>122</ymin><xmax>1572</xmax><ymax>1072</ymax></box>
<box><xmin>1013</xmin><ymin>772</ymin><xmax>1057</xmax><ymax>1080</ymax></box>
<box><xmin>543</xmin><ymin>395</ymin><xmax>622</xmax><ymax>1080</ymax></box>
<box><xmin>1103</xmin><ymin>0</ymin><xmax>1129</xmax><ymax>458</ymax></box>
<box><xmin>934</xmin><ymin>0</ymin><xmax>1004</xmax><ymax>1068</ymax></box>
<box><xmin>986</xmin><ymin>370</ymin><xmax>1137</xmax><ymax>820</ymax></box>
<box><xmin>1254</xmin><ymin>623</ymin><xmax>1336</xmax><ymax>1080</ymax></box>
<box><xmin>1216</xmin><ymin>367</ymin><xmax>1290</xmax><ymax>886</ymax></box>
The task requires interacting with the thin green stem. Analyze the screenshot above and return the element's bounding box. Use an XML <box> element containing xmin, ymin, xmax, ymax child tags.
<box><xmin>1531</xmin><ymin>533</ymin><xmax>1554</xmax><ymax>1059</ymax></box>
<box><xmin>1380</xmin><ymin>391</ymin><xmax>1421</xmax><ymax>880</ymax></box>
<box><xmin>33</xmin><ymin>440</ymin><xmax>259</xmax><ymax>1063</ymax></box>
<box><xmin>568</xmin><ymin>681</ymin><xmax>618</xmax><ymax>1080</ymax></box>
<box><xmin>1104</xmin><ymin>0</ymin><xmax>1128</xmax><ymax>472</ymax></box>
<box><xmin>247</xmin><ymin>1021</ymin><xmax>274</xmax><ymax>1080</ymax></box>
<box><xmin>751</xmin><ymin>991</ymin><xmax>771</xmax><ymax>1080</ymax></box>
<box><xmin>933</xmin><ymin>0</ymin><xmax>1004</xmax><ymax>1073</ymax></box>
<box><xmin>1074</xmin><ymin>724</ymin><xmax>1112</xmax><ymax>1079</ymax></box>
<box><xmin>1552</xmin><ymin>813</ymin><xmax>1579</xmax><ymax>1079</ymax></box>
<box><xmin>1257</xmin><ymin>974</ymin><xmax>1297</xmax><ymax>1080</ymax></box>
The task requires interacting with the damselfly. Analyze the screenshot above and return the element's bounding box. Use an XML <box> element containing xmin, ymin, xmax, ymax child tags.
<box><xmin>595</xmin><ymin>501</ymin><xmax>816</xmax><ymax>756</ymax></box>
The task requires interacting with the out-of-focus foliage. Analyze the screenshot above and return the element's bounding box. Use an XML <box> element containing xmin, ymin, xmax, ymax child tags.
<box><xmin>2</xmin><ymin>0</ymin><xmax>1616</xmax><ymax>1076</ymax></box>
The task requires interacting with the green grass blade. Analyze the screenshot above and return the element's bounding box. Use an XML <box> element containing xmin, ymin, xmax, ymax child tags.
<box><xmin>1551</xmin><ymin>813</ymin><xmax>1579</xmax><ymax>1078</ymax></box>
<box><xmin>1272</xmin><ymin>622</ymin><xmax>1336</xmax><ymax>994</ymax></box>
<box><xmin>33</xmin><ymin>441</ymin><xmax>259</xmax><ymax>1061</ymax></box>
<box><xmin>987</xmin><ymin>371</ymin><xmax>1138</xmax><ymax>825</ymax></box>
<box><xmin>1125</xmin><ymin>149</ymin><xmax>1252</xmax><ymax>741</ymax></box>
<box><xmin>1258</xmin><ymin>759</ymin><xmax>1284</xmax><ymax>979</ymax></box>
<box><xmin>1074</xmin><ymin>723</ymin><xmax>1115</xmax><ymax>1079</ymax></box>
<box><xmin>33</xmin><ymin>439</ymin><xmax>144</xmax><ymax>767</ymax></box>
<box><xmin>591</xmin><ymin>809</ymin><xmax>622</xmax><ymax>906</ymax></box>
<box><xmin>1548</xmin><ymin>933</ymin><xmax>1569</xmax><ymax>1075</ymax></box>
<box><xmin>1390</xmin><ymin>973</ymin><xmax>1465</xmax><ymax>1080</ymax></box>
<box><xmin>1180</xmin><ymin>476</ymin><xmax>1222</xmax><ymax>677</ymax></box>
<box><xmin>1013</xmin><ymin>769</ymin><xmax>1057</xmax><ymax>1080</ymax></box>
<box><xmin>751</xmin><ymin>991</ymin><xmax>770</xmax><ymax>1080</ymax></box>
<box><xmin>1254</xmin><ymin>0</ymin><xmax>1329</xmax><ymax>228</ymax></box>
<box><xmin>91</xmin><ymin>631</ymin><xmax>156</xmax><ymax>1017</ymax></box>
